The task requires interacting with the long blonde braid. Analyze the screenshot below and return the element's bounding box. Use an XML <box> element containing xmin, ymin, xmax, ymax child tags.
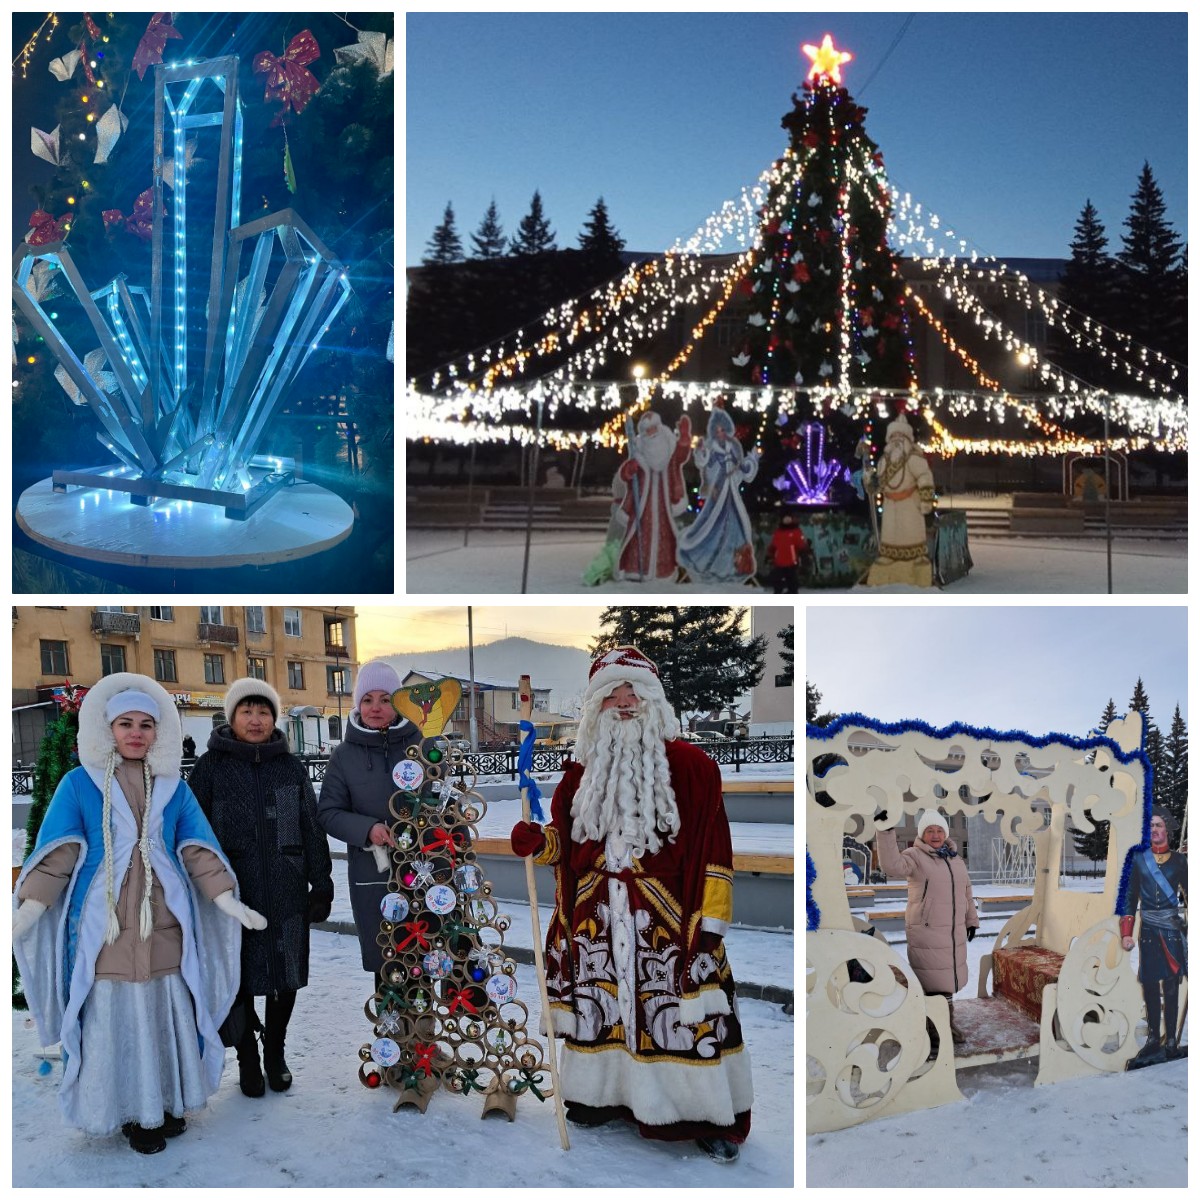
<box><xmin>101</xmin><ymin>752</ymin><xmax>121</xmax><ymax>945</ymax></box>
<box><xmin>137</xmin><ymin>757</ymin><xmax>154</xmax><ymax>940</ymax></box>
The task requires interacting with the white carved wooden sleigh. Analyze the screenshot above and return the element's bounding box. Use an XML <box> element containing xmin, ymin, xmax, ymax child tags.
<box><xmin>806</xmin><ymin>711</ymin><xmax>1176</xmax><ymax>1135</ymax></box>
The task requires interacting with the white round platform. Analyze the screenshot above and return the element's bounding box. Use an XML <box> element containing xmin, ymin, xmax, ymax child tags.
<box><xmin>16</xmin><ymin>477</ymin><xmax>355</xmax><ymax>569</ymax></box>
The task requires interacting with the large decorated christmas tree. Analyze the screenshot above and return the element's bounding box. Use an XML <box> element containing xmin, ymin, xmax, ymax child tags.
<box><xmin>735</xmin><ymin>36</ymin><xmax>913</xmax><ymax>499</ymax></box>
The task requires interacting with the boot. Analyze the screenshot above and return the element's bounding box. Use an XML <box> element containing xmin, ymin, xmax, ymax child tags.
<box><xmin>237</xmin><ymin>1026</ymin><xmax>265</xmax><ymax>1098</ymax></box>
<box><xmin>262</xmin><ymin>1029</ymin><xmax>293</xmax><ymax>1092</ymax></box>
<box><xmin>122</xmin><ymin>1122</ymin><xmax>167</xmax><ymax>1155</ymax></box>
<box><xmin>263</xmin><ymin>990</ymin><xmax>296</xmax><ymax>1092</ymax></box>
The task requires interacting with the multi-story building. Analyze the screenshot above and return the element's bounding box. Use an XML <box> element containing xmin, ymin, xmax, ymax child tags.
<box><xmin>12</xmin><ymin>605</ymin><xmax>358</xmax><ymax>759</ymax></box>
<box><xmin>749</xmin><ymin>606</ymin><xmax>795</xmax><ymax>735</ymax></box>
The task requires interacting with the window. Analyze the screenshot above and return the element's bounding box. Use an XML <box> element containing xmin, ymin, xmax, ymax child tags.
<box><xmin>288</xmin><ymin>661</ymin><xmax>304</xmax><ymax>689</ymax></box>
<box><xmin>154</xmin><ymin>648</ymin><xmax>178</xmax><ymax>683</ymax></box>
<box><xmin>327</xmin><ymin>665</ymin><xmax>349</xmax><ymax>694</ymax></box>
<box><xmin>95</xmin><ymin>604</ymin><xmax>124</xmax><ymax>613</ymax></box>
<box><xmin>245</xmin><ymin>606</ymin><xmax>266</xmax><ymax>634</ymax></box>
<box><xmin>203</xmin><ymin>653</ymin><xmax>225</xmax><ymax>685</ymax></box>
<box><xmin>284</xmin><ymin>609</ymin><xmax>302</xmax><ymax>638</ymax></box>
<box><xmin>327</xmin><ymin>715</ymin><xmax>342</xmax><ymax>741</ymax></box>
<box><xmin>200</xmin><ymin>605</ymin><xmax>223</xmax><ymax>625</ymax></box>
<box><xmin>149</xmin><ymin>606</ymin><xmax>174</xmax><ymax>621</ymax></box>
<box><xmin>325</xmin><ymin>617</ymin><xmax>346</xmax><ymax>647</ymax></box>
<box><xmin>40</xmin><ymin>640</ymin><xmax>69</xmax><ymax>675</ymax></box>
<box><xmin>100</xmin><ymin>643</ymin><xmax>126</xmax><ymax>676</ymax></box>
<box><xmin>247</xmin><ymin>656</ymin><xmax>267</xmax><ymax>681</ymax></box>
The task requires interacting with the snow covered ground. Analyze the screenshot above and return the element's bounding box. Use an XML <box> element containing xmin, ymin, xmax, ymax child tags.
<box><xmin>10</xmin><ymin>760</ymin><xmax>796</xmax><ymax>1187</ymax></box>
<box><xmin>405</xmin><ymin>528</ymin><xmax>1186</xmax><ymax>593</ymax></box>
<box><xmin>806</xmin><ymin>926</ymin><xmax>1188</xmax><ymax>1186</ymax></box>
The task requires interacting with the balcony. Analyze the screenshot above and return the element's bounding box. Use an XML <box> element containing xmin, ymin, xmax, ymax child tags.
<box><xmin>91</xmin><ymin>610</ymin><xmax>141</xmax><ymax>636</ymax></box>
<box><xmin>197</xmin><ymin>622</ymin><xmax>240</xmax><ymax>646</ymax></box>
<box><xmin>325</xmin><ymin>642</ymin><xmax>349</xmax><ymax>658</ymax></box>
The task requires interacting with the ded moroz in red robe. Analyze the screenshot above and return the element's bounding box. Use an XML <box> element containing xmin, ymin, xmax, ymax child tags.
<box><xmin>532</xmin><ymin>738</ymin><xmax>753</xmax><ymax>1141</ymax></box>
<box><xmin>614</xmin><ymin>415</ymin><xmax>692</xmax><ymax>581</ymax></box>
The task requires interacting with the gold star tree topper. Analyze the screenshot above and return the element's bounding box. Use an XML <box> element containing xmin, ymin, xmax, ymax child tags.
<box><xmin>803</xmin><ymin>34</ymin><xmax>853</xmax><ymax>84</ymax></box>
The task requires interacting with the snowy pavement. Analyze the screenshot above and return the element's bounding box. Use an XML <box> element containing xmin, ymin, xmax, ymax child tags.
<box><xmin>806</xmin><ymin>926</ymin><xmax>1187</xmax><ymax>1186</ymax></box>
<box><xmin>405</xmin><ymin>528</ymin><xmax>1186</xmax><ymax>593</ymax></box>
<box><xmin>13</xmin><ymin>930</ymin><xmax>794</xmax><ymax>1187</ymax></box>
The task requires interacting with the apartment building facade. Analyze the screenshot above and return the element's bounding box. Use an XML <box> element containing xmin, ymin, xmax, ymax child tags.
<box><xmin>13</xmin><ymin>605</ymin><xmax>358</xmax><ymax>759</ymax></box>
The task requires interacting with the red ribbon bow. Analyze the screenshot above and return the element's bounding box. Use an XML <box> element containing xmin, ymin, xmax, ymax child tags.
<box><xmin>26</xmin><ymin>210</ymin><xmax>70</xmax><ymax>247</ymax></box>
<box><xmin>253</xmin><ymin>30</ymin><xmax>321</xmax><ymax>116</ymax></box>
<box><xmin>423</xmin><ymin>829</ymin><xmax>458</xmax><ymax>865</ymax></box>
<box><xmin>132</xmin><ymin>13</ymin><xmax>183</xmax><ymax>82</ymax></box>
<box><xmin>445</xmin><ymin>987</ymin><xmax>479</xmax><ymax>1015</ymax></box>
<box><xmin>412</xmin><ymin>1042</ymin><xmax>436</xmax><ymax>1076</ymax></box>
<box><xmin>102</xmin><ymin>188</ymin><xmax>155</xmax><ymax>241</ymax></box>
<box><xmin>395</xmin><ymin>920</ymin><xmax>430</xmax><ymax>952</ymax></box>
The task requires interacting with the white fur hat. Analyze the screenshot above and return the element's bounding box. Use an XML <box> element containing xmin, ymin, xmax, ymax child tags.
<box><xmin>917</xmin><ymin>810</ymin><xmax>949</xmax><ymax>838</ymax></box>
<box><xmin>77</xmin><ymin>672</ymin><xmax>182</xmax><ymax>778</ymax></box>
<box><xmin>583</xmin><ymin>645</ymin><xmax>667</xmax><ymax>706</ymax></box>
<box><xmin>224</xmin><ymin>677</ymin><xmax>282</xmax><ymax>720</ymax></box>
<box><xmin>886</xmin><ymin>414</ymin><xmax>915</xmax><ymax>444</ymax></box>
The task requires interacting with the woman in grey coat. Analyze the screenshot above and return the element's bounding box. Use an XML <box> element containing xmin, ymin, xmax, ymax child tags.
<box><xmin>189</xmin><ymin>678</ymin><xmax>333</xmax><ymax>1097</ymax></box>
<box><xmin>316</xmin><ymin>661</ymin><xmax>421</xmax><ymax>977</ymax></box>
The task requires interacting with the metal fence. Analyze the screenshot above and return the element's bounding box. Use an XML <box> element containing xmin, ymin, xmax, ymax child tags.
<box><xmin>14</xmin><ymin>736</ymin><xmax>793</xmax><ymax>794</ymax></box>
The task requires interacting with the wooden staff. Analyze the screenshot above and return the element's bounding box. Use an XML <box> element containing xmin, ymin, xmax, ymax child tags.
<box><xmin>518</xmin><ymin>675</ymin><xmax>570</xmax><ymax>1150</ymax></box>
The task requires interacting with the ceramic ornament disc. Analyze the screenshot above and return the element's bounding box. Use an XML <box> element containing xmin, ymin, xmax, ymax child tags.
<box><xmin>392</xmin><ymin>759</ymin><xmax>425</xmax><ymax>791</ymax></box>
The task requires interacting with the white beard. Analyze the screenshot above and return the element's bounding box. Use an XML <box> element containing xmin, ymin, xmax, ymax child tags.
<box><xmin>633</xmin><ymin>426</ymin><xmax>676</xmax><ymax>474</ymax></box>
<box><xmin>570</xmin><ymin>707</ymin><xmax>680</xmax><ymax>860</ymax></box>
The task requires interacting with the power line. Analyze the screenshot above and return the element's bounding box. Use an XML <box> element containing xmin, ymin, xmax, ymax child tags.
<box><xmin>857</xmin><ymin>13</ymin><xmax>915</xmax><ymax>98</ymax></box>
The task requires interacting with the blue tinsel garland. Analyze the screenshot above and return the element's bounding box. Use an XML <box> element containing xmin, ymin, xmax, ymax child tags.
<box><xmin>806</xmin><ymin>850</ymin><xmax>819</xmax><ymax>932</ymax></box>
<box><xmin>805</xmin><ymin>712</ymin><xmax>1154</xmax><ymax>921</ymax></box>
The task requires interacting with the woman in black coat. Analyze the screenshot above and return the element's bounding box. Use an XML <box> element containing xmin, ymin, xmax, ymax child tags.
<box><xmin>189</xmin><ymin>679</ymin><xmax>333</xmax><ymax>1097</ymax></box>
<box><xmin>316</xmin><ymin>660</ymin><xmax>420</xmax><ymax>978</ymax></box>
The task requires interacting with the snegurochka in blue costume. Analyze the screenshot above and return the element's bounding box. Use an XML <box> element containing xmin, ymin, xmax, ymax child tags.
<box><xmin>1119</xmin><ymin>806</ymin><xmax>1188</xmax><ymax>1068</ymax></box>
<box><xmin>12</xmin><ymin>673</ymin><xmax>268</xmax><ymax>1155</ymax></box>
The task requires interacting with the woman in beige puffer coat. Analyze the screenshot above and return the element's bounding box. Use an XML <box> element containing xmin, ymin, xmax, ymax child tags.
<box><xmin>875</xmin><ymin>809</ymin><xmax>979</xmax><ymax>998</ymax></box>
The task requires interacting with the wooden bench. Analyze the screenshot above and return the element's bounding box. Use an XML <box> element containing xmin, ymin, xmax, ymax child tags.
<box><xmin>953</xmin><ymin>943</ymin><xmax>1064</xmax><ymax>1066</ymax></box>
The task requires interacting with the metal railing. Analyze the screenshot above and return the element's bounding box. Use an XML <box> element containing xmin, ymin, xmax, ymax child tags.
<box><xmin>19</xmin><ymin>736</ymin><xmax>793</xmax><ymax>794</ymax></box>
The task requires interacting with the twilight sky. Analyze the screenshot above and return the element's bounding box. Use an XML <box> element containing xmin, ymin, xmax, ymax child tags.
<box><xmin>406</xmin><ymin>11</ymin><xmax>1188</xmax><ymax>267</ymax></box>
<box><xmin>807</xmin><ymin>605</ymin><xmax>1187</xmax><ymax>738</ymax></box>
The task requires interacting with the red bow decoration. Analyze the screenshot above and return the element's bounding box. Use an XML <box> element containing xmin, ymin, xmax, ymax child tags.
<box><xmin>26</xmin><ymin>210</ymin><xmax>71</xmax><ymax>246</ymax></box>
<box><xmin>253</xmin><ymin>30</ymin><xmax>321</xmax><ymax>117</ymax></box>
<box><xmin>79</xmin><ymin>41</ymin><xmax>96</xmax><ymax>85</ymax></box>
<box><xmin>395</xmin><ymin>920</ymin><xmax>431</xmax><ymax>952</ymax></box>
<box><xmin>133</xmin><ymin>13</ymin><xmax>183</xmax><ymax>81</ymax></box>
<box><xmin>102</xmin><ymin>188</ymin><xmax>156</xmax><ymax>241</ymax></box>
<box><xmin>84</xmin><ymin>12</ymin><xmax>101</xmax><ymax>41</ymax></box>
<box><xmin>422</xmin><ymin>829</ymin><xmax>458</xmax><ymax>865</ymax></box>
<box><xmin>412</xmin><ymin>1042</ymin><xmax>436</xmax><ymax>1077</ymax></box>
<box><xmin>444</xmin><ymin>986</ymin><xmax>479</xmax><ymax>1015</ymax></box>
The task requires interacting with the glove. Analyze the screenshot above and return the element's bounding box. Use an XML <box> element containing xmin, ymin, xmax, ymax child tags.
<box><xmin>214</xmin><ymin>890</ymin><xmax>267</xmax><ymax>930</ymax></box>
<box><xmin>967</xmin><ymin>926</ymin><xmax>977</xmax><ymax>942</ymax></box>
<box><xmin>12</xmin><ymin>899</ymin><xmax>47</xmax><ymax>939</ymax></box>
<box><xmin>510</xmin><ymin>821</ymin><xmax>546</xmax><ymax>858</ymax></box>
<box><xmin>307</xmin><ymin>891</ymin><xmax>333</xmax><ymax>924</ymax></box>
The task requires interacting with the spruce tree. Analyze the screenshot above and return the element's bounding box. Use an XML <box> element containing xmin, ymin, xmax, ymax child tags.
<box><xmin>806</xmin><ymin>680</ymin><xmax>837</xmax><ymax>728</ymax></box>
<box><xmin>1162</xmin><ymin>704</ymin><xmax>1187</xmax><ymax>841</ymax></box>
<box><xmin>470</xmin><ymin>198</ymin><xmax>507</xmax><ymax>259</ymax></box>
<box><xmin>1127</xmin><ymin>677</ymin><xmax>1166</xmax><ymax>804</ymax></box>
<box><xmin>778</xmin><ymin>623</ymin><xmax>794</xmax><ymax>687</ymax></box>
<box><xmin>1116</xmin><ymin>163</ymin><xmax>1183</xmax><ymax>360</ymax></box>
<box><xmin>510</xmin><ymin>189</ymin><xmax>557</xmax><ymax>255</ymax></box>
<box><xmin>578</xmin><ymin>195</ymin><xmax>625</xmax><ymax>268</ymax></box>
<box><xmin>424</xmin><ymin>202</ymin><xmax>464</xmax><ymax>264</ymax></box>
<box><xmin>1051</xmin><ymin>200</ymin><xmax>1120</xmax><ymax>388</ymax></box>
<box><xmin>591</xmin><ymin>607</ymin><xmax>765</xmax><ymax>720</ymax></box>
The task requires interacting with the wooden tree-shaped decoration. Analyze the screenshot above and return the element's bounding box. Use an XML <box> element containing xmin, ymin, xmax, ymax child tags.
<box><xmin>355</xmin><ymin>680</ymin><xmax>553</xmax><ymax>1120</ymax></box>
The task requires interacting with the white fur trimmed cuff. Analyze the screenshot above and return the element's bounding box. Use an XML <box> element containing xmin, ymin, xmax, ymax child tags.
<box><xmin>678</xmin><ymin>986</ymin><xmax>732</xmax><ymax>1026</ymax></box>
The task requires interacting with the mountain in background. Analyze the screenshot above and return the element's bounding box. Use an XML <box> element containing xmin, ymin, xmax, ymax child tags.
<box><xmin>378</xmin><ymin>636</ymin><xmax>592</xmax><ymax>714</ymax></box>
